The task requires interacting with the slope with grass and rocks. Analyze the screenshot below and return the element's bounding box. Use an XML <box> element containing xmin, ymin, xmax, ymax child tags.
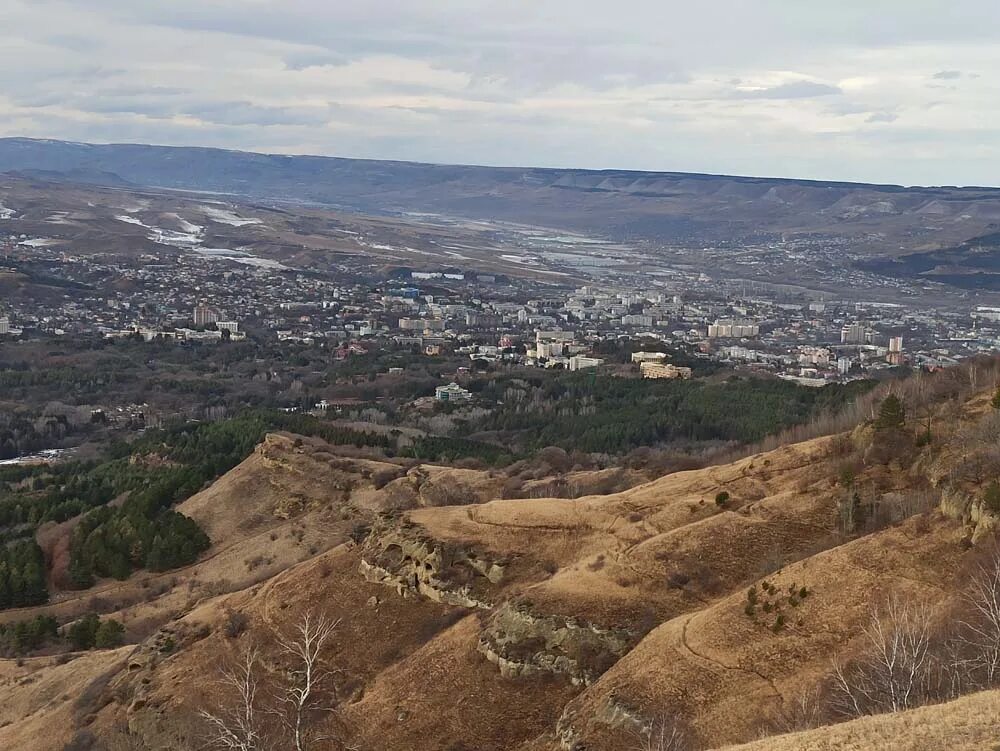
<box><xmin>7</xmin><ymin>364</ymin><xmax>1000</xmax><ymax>750</ymax></box>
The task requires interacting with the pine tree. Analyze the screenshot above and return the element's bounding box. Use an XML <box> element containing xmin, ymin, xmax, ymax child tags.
<box><xmin>875</xmin><ymin>395</ymin><xmax>906</xmax><ymax>430</ymax></box>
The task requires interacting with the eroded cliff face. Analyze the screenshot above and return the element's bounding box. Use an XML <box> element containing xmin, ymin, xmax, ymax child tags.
<box><xmin>359</xmin><ymin>521</ymin><xmax>505</xmax><ymax>609</ymax></box>
<box><xmin>479</xmin><ymin>601</ymin><xmax>633</xmax><ymax>686</ymax></box>
<box><xmin>940</xmin><ymin>486</ymin><xmax>1000</xmax><ymax>541</ymax></box>
<box><xmin>358</xmin><ymin>518</ymin><xmax>636</xmax><ymax>690</ymax></box>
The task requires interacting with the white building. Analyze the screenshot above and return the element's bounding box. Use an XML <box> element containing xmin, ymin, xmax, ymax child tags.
<box><xmin>568</xmin><ymin>356</ymin><xmax>604</xmax><ymax>371</ymax></box>
<box><xmin>399</xmin><ymin>317</ymin><xmax>445</xmax><ymax>332</ymax></box>
<box><xmin>0</xmin><ymin>316</ymin><xmax>9</xmax><ymax>335</ymax></box>
<box><xmin>640</xmin><ymin>361</ymin><xmax>692</xmax><ymax>380</ymax></box>
<box><xmin>707</xmin><ymin>320</ymin><xmax>760</xmax><ymax>338</ymax></box>
<box><xmin>621</xmin><ymin>314</ymin><xmax>654</xmax><ymax>327</ymax></box>
<box><xmin>435</xmin><ymin>382</ymin><xmax>473</xmax><ymax>402</ymax></box>
<box><xmin>631</xmin><ymin>351</ymin><xmax>667</xmax><ymax>363</ymax></box>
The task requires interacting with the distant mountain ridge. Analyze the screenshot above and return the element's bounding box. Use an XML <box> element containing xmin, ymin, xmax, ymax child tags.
<box><xmin>2</xmin><ymin>136</ymin><xmax>1000</xmax><ymax>250</ymax></box>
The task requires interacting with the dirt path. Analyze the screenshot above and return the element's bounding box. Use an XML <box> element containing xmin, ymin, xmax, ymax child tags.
<box><xmin>679</xmin><ymin>615</ymin><xmax>785</xmax><ymax>703</ymax></box>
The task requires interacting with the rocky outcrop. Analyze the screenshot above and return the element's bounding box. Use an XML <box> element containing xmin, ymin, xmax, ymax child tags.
<box><xmin>478</xmin><ymin>602</ymin><xmax>632</xmax><ymax>686</ymax></box>
<box><xmin>359</xmin><ymin>522</ymin><xmax>505</xmax><ymax>609</ymax></box>
<box><xmin>940</xmin><ymin>486</ymin><xmax>1000</xmax><ymax>541</ymax></box>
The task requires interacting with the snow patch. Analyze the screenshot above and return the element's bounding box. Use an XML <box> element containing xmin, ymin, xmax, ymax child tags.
<box><xmin>201</xmin><ymin>206</ymin><xmax>262</xmax><ymax>227</ymax></box>
<box><xmin>18</xmin><ymin>238</ymin><xmax>60</xmax><ymax>247</ymax></box>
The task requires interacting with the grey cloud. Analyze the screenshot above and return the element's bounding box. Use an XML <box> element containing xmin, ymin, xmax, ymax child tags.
<box><xmin>932</xmin><ymin>70</ymin><xmax>963</xmax><ymax>79</ymax></box>
<box><xmin>866</xmin><ymin>112</ymin><xmax>899</xmax><ymax>123</ymax></box>
<box><xmin>282</xmin><ymin>49</ymin><xmax>349</xmax><ymax>71</ymax></box>
<box><xmin>44</xmin><ymin>34</ymin><xmax>102</xmax><ymax>52</ymax></box>
<box><xmin>732</xmin><ymin>81</ymin><xmax>842</xmax><ymax>99</ymax></box>
<box><xmin>185</xmin><ymin>101</ymin><xmax>334</xmax><ymax>127</ymax></box>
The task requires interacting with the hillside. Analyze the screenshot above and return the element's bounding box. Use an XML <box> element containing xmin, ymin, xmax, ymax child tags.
<box><xmin>3</xmin><ymin>137</ymin><xmax>1000</xmax><ymax>253</ymax></box>
<box><xmin>721</xmin><ymin>689</ymin><xmax>1000</xmax><ymax>751</ymax></box>
<box><xmin>2</xmin><ymin>366</ymin><xmax>1000</xmax><ymax>750</ymax></box>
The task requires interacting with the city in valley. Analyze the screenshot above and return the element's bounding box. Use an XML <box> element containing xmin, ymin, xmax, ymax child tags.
<box><xmin>5</xmin><ymin>140</ymin><xmax>1000</xmax><ymax>751</ymax></box>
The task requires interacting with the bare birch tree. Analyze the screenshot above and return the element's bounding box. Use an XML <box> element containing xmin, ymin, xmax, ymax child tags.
<box><xmin>201</xmin><ymin>647</ymin><xmax>266</xmax><ymax>751</ymax></box>
<box><xmin>272</xmin><ymin>613</ymin><xmax>342</xmax><ymax>751</ymax></box>
<box><xmin>201</xmin><ymin>612</ymin><xmax>341</xmax><ymax>751</ymax></box>
<box><xmin>632</xmin><ymin>715</ymin><xmax>691</xmax><ymax>751</ymax></box>
<box><xmin>830</xmin><ymin>594</ymin><xmax>934</xmax><ymax>717</ymax></box>
<box><xmin>956</xmin><ymin>551</ymin><xmax>1000</xmax><ymax>686</ymax></box>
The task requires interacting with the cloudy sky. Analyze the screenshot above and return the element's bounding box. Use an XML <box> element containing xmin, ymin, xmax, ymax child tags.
<box><xmin>1</xmin><ymin>1</ymin><xmax>998</xmax><ymax>186</ymax></box>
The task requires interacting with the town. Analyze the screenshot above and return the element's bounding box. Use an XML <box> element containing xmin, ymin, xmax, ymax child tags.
<box><xmin>3</xmin><ymin>228</ymin><xmax>998</xmax><ymax>401</ymax></box>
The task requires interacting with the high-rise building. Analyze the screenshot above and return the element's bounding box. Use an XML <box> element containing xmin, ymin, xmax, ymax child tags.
<box><xmin>193</xmin><ymin>304</ymin><xmax>219</xmax><ymax>328</ymax></box>
<box><xmin>887</xmin><ymin>336</ymin><xmax>904</xmax><ymax>365</ymax></box>
<box><xmin>841</xmin><ymin>323</ymin><xmax>871</xmax><ymax>345</ymax></box>
<box><xmin>0</xmin><ymin>316</ymin><xmax>9</xmax><ymax>335</ymax></box>
<box><xmin>707</xmin><ymin>320</ymin><xmax>759</xmax><ymax>338</ymax></box>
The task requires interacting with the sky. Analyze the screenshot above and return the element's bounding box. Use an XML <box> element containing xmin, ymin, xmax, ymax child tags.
<box><xmin>1</xmin><ymin>1</ymin><xmax>998</xmax><ymax>186</ymax></box>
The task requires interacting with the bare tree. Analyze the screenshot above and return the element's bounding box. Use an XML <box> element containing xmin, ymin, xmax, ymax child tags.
<box><xmin>201</xmin><ymin>647</ymin><xmax>266</xmax><ymax>751</ymax></box>
<box><xmin>830</xmin><ymin>594</ymin><xmax>934</xmax><ymax>717</ymax></box>
<box><xmin>773</xmin><ymin>686</ymin><xmax>826</xmax><ymax>734</ymax></box>
<box><xmin>956</xmin><ymin>550</ymin><xmax>1000</xmax><ymax>686</ymax></box>
<box><xmin>271</xmin><ymin>613</ymin><xmax>342</xmax><ymax>751</ymax></box>
<box><xmin>632</xmin><ymin>715</ymin><xmax>692</xmax><ymax>751</ymax></box>
<box><xmin>201</xmin><ymin>613</ymin><xmax>341</xmax><ymax>751</ymax></box>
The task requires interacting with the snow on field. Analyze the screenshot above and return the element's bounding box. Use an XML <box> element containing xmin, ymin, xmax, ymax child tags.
<box><xmin>18</xmin><ymin>238</ymin><xmax>60</xmax><ymax>247</ymax></box>
<box><xmin>194</xmin><ymin>247</ymin><xmax>288</xmax><ymax>271</ymax></box>
<box><xmin>500</xmin><ymin>254</ymin><xmax>540</xmax><ymax>265</ymax></box>
<box><xmin>116</xmin><ymin>214</ymin><xmax>204</xmax><ymax>247</ymax></box>
<box><xmin>115</xmin><ymin>215</ymin><xmax>146</xmax><ymax>226</ymax></box>
<box><xmin>200</xmin><ymin>206</ymin><xmax>262</xmax><ymax>227</ymax></box>
<box><xmin>151</xmin><ymin>228</ymin><xmax>203</xmax><ymax>247</ymax></box>
<box><xmin>0</xmin><ymin>448</ymin><xmax>73</xmax><ymax>466</ymax></box>
<box><xmin>0</xmin><ymin>203</ymin><xmax>16</xmax><ymax>220</ymax></box>
<box><xmin>233</xmin><ymin>257</ymin><xmax>288</xmax><ymax>270</ymax></box>
<box><xmin>163</xmin><ymin>214</ymin><xmax>203</xmax><ymax>235</ymax></box>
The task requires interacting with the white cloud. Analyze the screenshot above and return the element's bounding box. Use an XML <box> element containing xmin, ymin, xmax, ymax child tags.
<box><xmin>0</xmin><ymin>1</ymin><xmax>999</xmax><ymax>184</ymax></box>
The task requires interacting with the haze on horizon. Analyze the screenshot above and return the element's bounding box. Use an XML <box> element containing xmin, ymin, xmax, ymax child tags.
<box><xmin>1</xmin><ymin>1</ymin><xmax>998</xmax><ymax>187</ymax></box>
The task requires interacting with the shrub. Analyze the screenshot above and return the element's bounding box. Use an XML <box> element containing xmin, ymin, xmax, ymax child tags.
<box><xmin>349</xmin><ymin>522</ymin><xmax>371</xmax><ymax>545</ymax></box>
<box><xmin>94</xmin><ymin>619</ymin><xmax>125</xmax><ymax>648</ymax></box>
<box><xmin>838</xmin><ymin>464</ymin><xmax>857</xmax><ymax>488</ymax></box>
<box><xmin>67</xmin><ymin>613</ymin><xmax>101</xmax><ymax>651</ymax></box>
<box><xmin>372</xmin><ymin>466</ymin><xmax>405</xmax><ymax>490</ymax></box>
<box><xmin>715</xmin><ymin>491</ymin><xmax>730</xmax><ymax>507</ymax></box>
<box><xmin>223</xmin><ymin>610</ymin><xmax>249</xmax><ymax>639</ymax></box>
<box><xmin>667</xmin><ymin>571</ymin><xmax>691</xmax><ymax>589</ymax></box>
<box><xmin>984</xmin><ymin>481</ymin><xmax>1000</xmax><ymax>514</ymax></box>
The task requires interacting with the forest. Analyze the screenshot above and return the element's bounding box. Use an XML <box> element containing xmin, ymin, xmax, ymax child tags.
<box><xmin>464</xmin><ymin>373</ymin><xmax>875</xmax><ymax>454</ymax></box>
<box><xmin>0</xmin><ymin>409</ymin><xmax>394</xmax><ymax>601</ymax></box>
